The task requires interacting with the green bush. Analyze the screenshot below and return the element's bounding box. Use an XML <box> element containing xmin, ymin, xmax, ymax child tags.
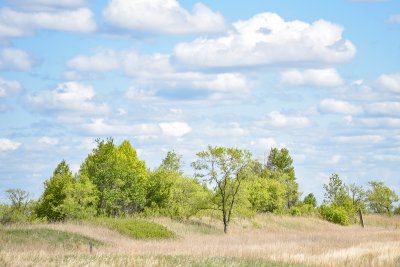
<box><xmin>319</xmin><ymin>204</ymin><xmax>350</xmax><ymax>225</ymax></box>
<box><xmin>88</xmin><ymin>217</ymin><xmax>175</xmax><ymax>239</ymax></box>
<box><xmin>289</xmin><ymin>204</ymin><xmax>316</xmax><ymax>216</ymax></box>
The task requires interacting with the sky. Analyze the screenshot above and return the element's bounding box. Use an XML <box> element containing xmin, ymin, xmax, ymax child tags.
<box><xmin>0</xmin><ymin>0</ymin><xmax>399</xmax><ymax>203</ymax></box>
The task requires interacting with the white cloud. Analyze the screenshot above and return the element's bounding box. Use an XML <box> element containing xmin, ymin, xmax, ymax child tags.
<box><xmin>261</xmin><ymin>111</ymin><xmax>311</xmax><ymax>128</ymax></box>
<box><xmin>159</xmin><ymin>122</ymin><xmax>191</xmax><ymax>137</ymax></box>
<box><xmin>0</xmin><ymin>48</ymin><xmax>33</xmax><ymax>70</ymax></box>
<box><xmin>26</xmin><ymin>82</ymin><xmax>109</xmax><ymax>115</ymax></box>
<box><xmin>333</xmin><ymin>135</ymin><xmax>384</xmax><ymax>144</ymax></box>
<box><xmin>0</xmin><ymin>77</ymin><xmax>22</xmax><ymax>97</ymax></box>
<box><xmin>13</xmin><ymin>0</ymin><xmax>87</xmax><ymax>8</ymax></box>
<box><xmin>389</xmin><ymin>14</ymin><xmax>400</xmax><ymax>23</ymax></box>
<box><xmin>80</xmin><ymin>119</ymin><xmax>160</xmax><ymax>136</ymax></box>
<box><xmin>67</xmin><ymin>49</ymin><xmax>251</xmax><ymax>97</ymax></box>
<box><xmin>0</xmin><ymin>7</ymin><xmax>96</xmax><ymax>38</ymax></box>
<box><xmin>103</xmin><ymin>0</ymin><xmax>226</xmax><ymax>35</ymax></box>
<box><xmin>378</xmin><ymin>73</ymin><xmax>400</xmax><ymax>92</ymax></box>
<box><xmin>0</xmin><ymin>138</ymin><xmax>21</xmax><ymax>152</ymax></box>
<box><xmin>280</xmin><ymin>68</ymin><xmax>344</xmax><ymax>87</ymax></box>
<box><xmin>174</xmin><ymin>12</ymin><xmax>356</xmax><ymax>68</ymax></box>
<box><xmin>38</xmin><ymin>136</ymin><xmax>58</xmax><ymax>145</ymax></box>
<box><xmin>361</xmin><ymin>117</ymin><xmax>400</xmax><ymax>128</ymax></box>
<box><xmin>330</xmin><ymin>154</ymin><xmax>342</xmax><ymax>164</ymax></box>
<box><xmin>366</xmin><ymin>102</ymin><xmax>400</xmax><ymax>116</ymax></box>
<box><xmin>256</xmin><ymin>137</ymin><xmax>277</xmax><ymax>149</ymax></box>
<box><xmin>319</xmin><ymin>98</ymin><xmax>363</xmax><ymax>115</ymax></box>
<box><xmin>203</xmin><ymin>123</ymin><xmax>249</xmax><ymax>138</ymax></box>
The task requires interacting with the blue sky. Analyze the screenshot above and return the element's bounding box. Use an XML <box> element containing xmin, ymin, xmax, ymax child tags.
<box><xmin>0</xmin><ymin>0</ymin><xmax>399</xmax><ymax>202</ymax></box>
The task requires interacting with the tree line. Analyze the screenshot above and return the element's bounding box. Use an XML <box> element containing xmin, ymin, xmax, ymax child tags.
<box><xmin>1</xmin><ymin>138</ymin><xmax>399</xmax><ymax>232</ymax></box>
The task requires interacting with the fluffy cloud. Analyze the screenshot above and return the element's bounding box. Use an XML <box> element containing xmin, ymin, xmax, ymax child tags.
<box><xmin>26</xmin><ymin>82</ymin><xmax>109</xmax><ymax>115</ymax></box>
<box><xmin>174</xmin><ymin>12</ymin><xmax>356</xmax><ymax>68</ymax></box>
<box><xmin>103</xmin><ymin>0</ymin><xmax>226</xmax><ymax>34</ymax></box>
<box><xmin>80</xmin><ymin>119</ymin><xmax>160</xmax><ymax>136</ymax></box>
<box><xmin>366</xmin><ymin>102</ymin><xmax>400</xmax><ymax>116</ymax></box>
<box><xmin>378</xmin><ymin>73</ymin><xmax>400</xmax><ymax>92</ymax></box>
<box><xmin>66</xmin><ymin>49</ymin><xmax>251</xmax><ymax>97</ymax></box>
<box><xmin>0</xmin><ymin>138</ymin><xmax>21</xmax><ymax>152</ymax></box>
<box><xmin>361</xmin><ymin>117</ymin><xmax>400</xmax><ymax>128</ymax></box>
<box><xmin>38</xmin><ymin>136</ymin><xmax>58</xmax><ymax>145</ymax></box>
<box><xmin>159</xmin><ymin>122</ymin><xmax>192</xmax><ymax>137</ymax></box>
<box><xmin>0</xmin><ymin>77</ymin><xmax>22</xmax><ymax>97</ymax></box>
<box><xmin>0</xmin><ymin>7</ymin><xmax>96</xmax><ymax>38</ymax></box>
<box><xmin>280</xmin><ymin>68</ymin><xmax>344</xmax><ymax>87</ymax></box>
<box><xmin>389</xmin><ymin>14</ymin><xmax>400</xmax><ymax>23</ymax></box>
<box><xmin>333</xmin><ymin>135</ymin><xmax>384</xmax><ymax>144</ymax></box>
<box><xmin>0</xmin><ymin>48</ymin><xmax>33</xmax><ymax>71</ymax></box>
<box><xmin>12</xmin><ymin>0</ymin><xmax>87</xmax><ymax>8</ymax></box>
<box><xmin>260</xmin><ymin>111</ymin><xmax>311</xmax><ymax>128</ymax></box>
<box><xmin>80</xmin><ymin>119</ymin><xmax>191</xmax><ymax>138</ymax></box>
<box><xmin>319</xmin><ymin>98</ymin><xmax>363</xmax><ymax>115</ymax></box>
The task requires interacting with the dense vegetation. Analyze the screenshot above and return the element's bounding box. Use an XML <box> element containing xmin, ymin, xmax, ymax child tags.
<box><xmin>0</xmin><ymin>138</ymin><xmax>399</xmax><ymax>230</ymax></box>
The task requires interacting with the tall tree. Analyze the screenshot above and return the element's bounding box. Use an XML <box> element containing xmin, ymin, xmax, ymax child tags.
<box><xmin>367</xmin><ymin>181</ymin><xmax>398</xmax><ymax>214</ymax></box>
<box><xmin>265</xmin><ymin>148</ymin><xmax>299</xmax><ymax>208</ymax></box>
<box><xmin>159</xmin><ymin>150</ymin><xmax>184</xmax><ymax>174</ymax></box>
<box><xmin>192</xmin><ymin>146</ymin><xmax>252</xmax><ymax>233</ymax></box>
<box><xmin>79</xmin><ymin>139</ymin><xmax>149</xmax><ymax>216</ymax></box>
<box><xmin>35</xmin><ymin>160</ymin><xmax>75</xmax><ymax>220</ymax></box>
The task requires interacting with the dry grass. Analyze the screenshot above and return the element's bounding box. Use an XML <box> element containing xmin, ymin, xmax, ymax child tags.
<box><xmin>1</xmin><ymin>214</ymin><xmax>399</xmax><ymax>267</ymax></box>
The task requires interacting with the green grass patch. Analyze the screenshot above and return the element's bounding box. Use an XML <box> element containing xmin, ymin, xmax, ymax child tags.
<box><xmin>88</xmin><ymin>217</ymin><xmax>175</xmax><ymax>240</ymax></box>
<box><xmin>0</xmin><ymin>228</ymin><xmax>102</xmax><ymax>249</ymax></box>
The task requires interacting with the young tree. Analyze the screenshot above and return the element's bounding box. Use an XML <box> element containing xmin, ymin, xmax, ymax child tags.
<box><xmin>366</xmin><ymin>181</ymin><xmax>399</xmax><ymax>214</ymax></box>
<box><xmin>159</xmin><ymin>150</ymin><xmax>184</xmax><ymax>174</ymax></box>
<box><xmin>35</xmin><ymin>160</ymin><xmax>75</xmax><ymax>220</ymax></box>
<box><xmin>303</xmin><ymin>193</ymin><xmax>317</xmax><ymax>208</ymax></box>
<box><xmin>5</xmin><ymin>189</ymin><xmax>30</xmax><ymax>213</ymax></box>
<box><xmin>191</xmin><ymin>146</ymin><xmax>252</xmax><ymax>233</ymax></box>
<box><xmin>348</xmin><ymin>183</ymin><xmax>366</xmax><ymax>210</ymax></box>
<box><xmin>323</xmin><ymin>173</ymin><xmax>349</xmax><ymax>206</ymax></box>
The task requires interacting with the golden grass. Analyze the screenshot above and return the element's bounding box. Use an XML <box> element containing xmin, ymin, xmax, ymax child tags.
<box><xmin>1</xmin><ymin>214</ymin><xmax>399</xmax><ymax>267</ymax></box>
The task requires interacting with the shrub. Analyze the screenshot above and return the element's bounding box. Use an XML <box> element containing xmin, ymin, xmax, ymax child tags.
<box><xmin>319</xmin><ymin>204</ymin><xmax>350</xmax><ymax>225</ymax></box>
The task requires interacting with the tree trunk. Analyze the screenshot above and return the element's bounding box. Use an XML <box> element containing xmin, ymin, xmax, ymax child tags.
<box><xmin>223</xmin><ymin>221</ymin><xmax>229</xmax><ymax>233</ymax></box>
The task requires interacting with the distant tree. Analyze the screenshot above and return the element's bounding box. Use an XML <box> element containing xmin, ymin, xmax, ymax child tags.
<box><xmin>5</xmin><ymin>189</ymin><xmax>30</xmax><ymax>213</ymax></box>
<box><xmin>323</xmin><ymin>173</ymin><xmax>350</xmax><ymax>206</ymax></box>
<box><xmin>303</xmin><ymin>193</ymin><xmax>317</xmax><ymax>208</ymax></box>
<box><xmin>366</xmin><ymin>181</ymin><xmax>399</xmax><ymax>214</ymax></box>
<box><xmin>265</xmin><ymin>148</ymin><xmax>299</xmax><ymax>209</ymax></box>
<box><xmin>247</xmin><ymin>177</ymin><xmax>285</xmax><ymax>212</ymax></box>
<box><xmin>35</xmin><ymin>160</ymin><xmax>75</xmax><ymax>220</ymax></box>
<box><xmin>348</xmin><ymin>183</ymin><xmax>366</xmax><ymax>210</ymax></box>
<box><xmin>159</xmin><ymin>150</ymin><xmax>184</xmax><ymax>174</ymax></box>
<box><xmin>192</xmin><ymin>146</ymin><xmax>252</xmax><ymax>233</ymax></box>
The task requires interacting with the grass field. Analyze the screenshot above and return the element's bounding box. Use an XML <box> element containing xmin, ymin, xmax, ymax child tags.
<box><xmin>0</xmin><ymin>214</ymin><xmax>399</xmax><ymax>267</ymax></box>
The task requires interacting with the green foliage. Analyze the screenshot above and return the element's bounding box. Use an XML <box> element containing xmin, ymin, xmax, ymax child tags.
<box><xmin>0</xmin><ymin>189</ymin><xmax>35</xmax><ymax>224</ymax></box>
<box><xmin>319</xmin><ymin>204</ymin><xmax>350</xmax><ymax>225</ymax></box>
<box><xmin>303</xmin><ymin>193</ymin><xmax>317</xmax><ymax>208</ymax></box>
<box><xmin>366</xmin><ymin>181</ymin><xmax>399</xmax><ymax>214</ymax></box>
<box><xmin>323</xmin><ymin>173</ymin><xmax>350</xmax><ymax>206</ymax></box>
<box><xmin>89</xmin><ymin>217</ymin><xmax>175</xmax><ymax>239</ymax></box>
<box><xmin>290</xmin><ymin>204</ymin><xmax>316</xmax><ymax>216</ymax></box>
<box><xmin>35</xmin><ymin>160</ymin><xmax>75</xmax><ymax>221</ymax></box>
<box><xmin>58</xmin><ymin>174</ymin><xmax>97</xmax><ymax>220</ymax></box>
<box><xmin>159</xmin><ymin>150</ymin><xmax>184</xmax><ymax>174</ymax></box>
<box><xmin>246</xmin><ymin>177</ymin><xmax>285</xmax><ymax>213</ymax></box>
<box><xmin>264</xmin><ymin>148</ymin><xmax>299</xmax><ymax>209</ymax></box>
<box><xmin>0</xmin><ymin>228</ymin><xmax>102</xmax><ymax>248</ymax></box>
<box><xmin>192</xmin><ymin>146</ymin><xmax>253</xmax><ymax>233</ymax></box>
<box><xmin>79</xmin><ymin>139</ymin><xmax>149</xmax><ymax>216</ymax></box>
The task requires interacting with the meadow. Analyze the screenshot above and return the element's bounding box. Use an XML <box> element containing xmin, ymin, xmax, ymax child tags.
<box><xmin>0</xmin><ymin>214</ymin><xmax>399</xmax><ymax>267</ymax></box>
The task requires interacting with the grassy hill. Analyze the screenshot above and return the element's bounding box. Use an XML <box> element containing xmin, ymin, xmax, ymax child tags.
<box><xmin>0</xmin><ymin>214</ymin><xmax>399</xmax><ymax>267</ymax></box>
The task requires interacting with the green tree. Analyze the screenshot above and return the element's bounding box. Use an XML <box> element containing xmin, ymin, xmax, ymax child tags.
<box><xmin>5</xmin><ymin>189</ymin><xmax>29</xmax><ymax>213</ymax></box>
<box><xmin>246</xmin><ymin>177</ymin><xmax>285</xmax><ymax>213</ymax></box>
<box><xmin>366</xmin><ymin>181</ymin><xmax>399</xmax><ymax>214</ymax></box>
<box><xmin>348</xmin><ymin>183</ymin><xmax>366</xmax><ymax>210</ymax></box>
<box><xmin>192</xmin><ymin>146</ymin><xmax>252</xmax><ymax>233</ymax></box>
<box><xmin>79</xmin><ymin>139</ymin><xmax>149</xmax><ymax>216</ymax></box>
<box><xmin>303</xmin><ymin>193</ymin><xmax>317</xmax><ymax>208</ymax></box>
<box><xmin>58</xmin><ymin>174</ymin><xmax>97</xmax><ymax>220</ymax></box>
<box><xmin>264</xmin><ymin>148</ymin><xmax>299</xmax><ymax>209</ymax></box>
<box><xmin>159</xmin><ymin>150</ymin><xmax>184</xmax><ymax>174</ymax></box>
<box><xmin>323</xmin><ymin>173</ymin><xmax>350</xmax><ymax>206</ymax></box>
<box><xmin>35</xmin><ymin>160</ymin><xmax>75</xmax><ymax>221</ymax></box>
